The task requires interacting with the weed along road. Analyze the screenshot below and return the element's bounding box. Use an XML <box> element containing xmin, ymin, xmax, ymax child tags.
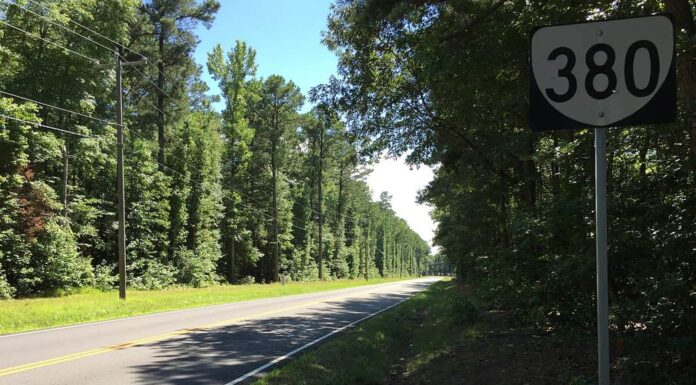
<box><xmin>0</xmin><ymin>278</ymin><xmax>438</xmax><ymax>385</ymax></box>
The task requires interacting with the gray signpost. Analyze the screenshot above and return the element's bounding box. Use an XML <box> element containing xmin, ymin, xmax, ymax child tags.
<box><xmin>529</xmin><ymin>14</ymin><xmax>676</xmax><ymax>385</ymax></box>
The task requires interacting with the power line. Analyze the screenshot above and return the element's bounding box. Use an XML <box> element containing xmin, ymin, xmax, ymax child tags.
<box><xmin>0</xmin><ymin>19</ymin><xmax>100</xmax><ymax>64</ymax></box>
<box><xmin>23</xmin><ymin>0</ymin><xmax>148</xmax><ymax>61</ymax></box>
<box><xmin>0</xmin><ymin>114</ymin><xmax>96</xmax><ymax>138</ymax></box>
<box><xmin>2</xmin><ymin>0</ymin><xmax>113</xmax><ymax>54</ymax></box>
<box><xmin>127</xmin><ymin>63</ymin><xmax>168</xmax><ymax>97</ymax></box>
<box><xmin>0</xmin><ymin>90</ymin><xmax>120</xmax><ymax>127</ymax></box>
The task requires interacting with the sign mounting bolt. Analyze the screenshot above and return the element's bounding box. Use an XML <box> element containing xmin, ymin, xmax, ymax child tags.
<box><xmin>598</xmin><ymin>111</ymin><xmax>605</xmax><ymax>118</ymax></box>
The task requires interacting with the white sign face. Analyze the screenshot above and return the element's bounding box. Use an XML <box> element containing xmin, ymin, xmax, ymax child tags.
<box><xmin>530</xmin><ymin>15</ymin><xmax>675</xmax><ymax>129</ymax></box>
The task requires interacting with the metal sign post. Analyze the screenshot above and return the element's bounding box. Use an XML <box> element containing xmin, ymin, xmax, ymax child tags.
<box><xmin>594</xmin><ymin>127</ymin><xmax>609</xmax><ymax>385</ymax></box>
<box><xmin>529</xmin><ymin>15</ymin><xmax>676</xmax><ymax>385</ymax></box>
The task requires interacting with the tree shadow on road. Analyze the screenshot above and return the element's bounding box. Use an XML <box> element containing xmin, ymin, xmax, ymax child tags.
<box><xmin>129</xmin><ymin>284</ymin><xmax>431</xmax><ymax>385</ymax></box>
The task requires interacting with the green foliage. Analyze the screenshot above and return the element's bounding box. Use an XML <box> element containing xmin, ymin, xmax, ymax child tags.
<box><xmin>238</xmin><ymin>275</ymin><xmax>255</xmax><ymax>285</ymax></box>
<box><xmin>0</xmin><ymin>277</ymin><xmax>407</xmax><ymax>335</ymax></box>
<box><xmin>0</xmin><ymin>262</ymin><xmax>15</xmax><ymax>299</ymax></box>
<box><xmin>0</xmin><ymin>0</ymin><xmax>434</xmax><ymax>304</ymax></box>
<box><xmin>451</xmin><ymin>296</ymin><xmax>480</xmax><ymax>324</ymax></box>
<box><xmin>93</xmin><ymin>262</ymin><xmax>117</xmax><ymax>292</ymax></box>
<box><xmin>32</xmin><ymin>218</ymin><xmax>94</xmax><ymax>295</ymax></box>
<box><xmin>254</xmin><ymin>281</ymin><xmax>460</xmax><ymax>385</ymax></box>
<box><xmin>323</xmin><ymin>0</ymin><xmax>696</xmax><ymax>378</ymax></box>
<box><xmin>128</xmin><ymin>259</ymin><xmax>176</xmax><ymax>291</ymax></box>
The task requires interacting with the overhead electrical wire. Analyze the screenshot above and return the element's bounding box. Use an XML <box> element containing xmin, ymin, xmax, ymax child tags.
<box><xmin>22</xmin><ymin>0</ymin><xmax>148</xmax><ymax>60</ymax></box>
<box><xmin>1</xmin><ymin>0</ymin><xmax>113</xmax><ymax>53</ymax></box>
<box><xmin>0</xmin><ymin>90</ymin><xmax>120</xmax><ymax>127</ymax></box>
<box><xmin>0</xmin><ymin>114</ymin><xmax>98</xmax><ymax>139</ymax></box>
<box><xmin>0</xmin><ymin>3</ymin><xmax>317</xmax><ymax>233</ymax></box>
<box><xmin>0</xmin><ymin>32</ymin><xmax>317</xmax><ymax>220</ymax></box>
<box><xmin>126</xmin><ymin>63</ymin><xmax>170</xmax><ymax>100</ymax></box>
<box><xmin>0</xmin><ymin>19</ymin><xmax>100</xmax><ymax>64</ymax></box>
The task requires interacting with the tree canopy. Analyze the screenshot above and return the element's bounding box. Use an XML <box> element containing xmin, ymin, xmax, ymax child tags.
<box><xmin>322</xmin><ymin>0</ymin><xmax>695</xmax><ymax>381</ymax></box>
<box><xmin>0</xmin><ymin>0</ymin><xmax>434</xmax><ymax>300</ymax></box>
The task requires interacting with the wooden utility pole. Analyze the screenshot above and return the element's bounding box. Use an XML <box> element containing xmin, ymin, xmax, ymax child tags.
<box><xmin>317</xmin><ymin>115</ymin><xmax>327</xmax><ymax>280</ymax></box>
<box><xmin>271</xmin><ymin>132</ymin><xmax>280</xmax><ymax>282</ymax></box>
<box><xmin>98</xmin><ymin>48</ymin><xmax>147</xmax><ymax>300</ymax></box>
<box><xmin>115</xmin><ymin>50</ymin><xmax>126</xmax><ymax>300</ymax></box>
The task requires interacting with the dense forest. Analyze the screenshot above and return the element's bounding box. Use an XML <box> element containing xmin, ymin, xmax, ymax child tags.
<box><xmin>1</xmin><ymin>0</ymin><xmax>694</xmax><ymax>380</ymax></box>
<box><xmin>320</xmin><ymin>0</ymin><xmax>695</xmax><ymax>381</ymax></box>
<box><xmin>0</xmin><ymin>0</ymin><xmax>434</xmax><ymax>299</ymax></box>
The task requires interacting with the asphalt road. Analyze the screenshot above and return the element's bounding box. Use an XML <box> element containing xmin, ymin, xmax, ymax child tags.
<box><xmin>0</xmin><ymin>277</ymin><xmax>439</xmax><ymax>385</ymax></box>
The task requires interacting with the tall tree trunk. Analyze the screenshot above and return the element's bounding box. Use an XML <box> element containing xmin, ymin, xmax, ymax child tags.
<box><xmin>500</xmin><ymin>178</ymin><xmax>510</xmax><ymax>248</ymax></box>
<box><xmin>271</xmin><ymin>139</ymin><xmax>280</xmax><ymax>282</ymax></box>
<box><xmin>331</xmin><ymin>166</ymin><xmax>345</xmax><ymax>276</ymax></box>
<box><xmin>317</xmin><ymin>136</ymin><xmax>324</xmax><ymax>280</ymax></box>
<box><xmin>551</xmin><ymin>134</ymin><xmax>560</xmax><ymax>196</ymax></box>
<box><xmin>249</xmin><ymin>153</ymin><xmax>261</xmax><ymax>283</ymax></box>
<box><xmin>416</xmin><ymin>252</ymin><xmax>421</xmax><ymax>277</ymax></box>
<box><xmin>383</xmin><ymin>228</ymin><xmax>388</xmax><ymax>277</ymax></box>
<box><xmin>61</xmin><ymin>144</ymin><xmax>69</xmax><ymax>217</ymax></box>
<box><xmin>226</xmin><ymin>229</ymin><xmax>235</xmax><ymax>283</ymax></box>
<box><xmin>399</xmin><ymin>242</ymin><xmax>403</xmax><ymax>278</ymax></box>
<box><xmin>363</xmin><ymin>226</ymin><xmax>369</xmax><ymax>280</ymax></box>
<box><xmin>226</xmin><ymin>148</ymin><xmax>237</xmax><ymax>283</ymax></box>
<box><xmin>639</xmin><ymin>132</ymin><xmax>652</xmax><ymax>177</ymax></box>
<box><xmin>665</xmin><ymin>0</ymin><xmax>696</xmax><ymax>161</ymax></box>
<box><xmin>408</xmin><ymin>247</ymin><xmax>413</xmax><ymax>276</ymax></box>
<box><xmin>157</xmin><ymin>34</ymin><xmax>166</xmax><ymax>170</ymax></box>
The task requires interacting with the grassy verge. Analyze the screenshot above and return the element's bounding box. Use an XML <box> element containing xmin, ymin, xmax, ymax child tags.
<box><xmin>0</xmin><ymin>277</ymin><xmax>410</xmax><ymax>335</ymax></box>
<box><xmin>254</xmin><ymin>279</ymin><xmax>597</xmax><ymax>385</ymax></box>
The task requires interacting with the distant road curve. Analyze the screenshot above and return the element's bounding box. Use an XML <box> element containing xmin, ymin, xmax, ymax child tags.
<box><xmin>0</xmin><ymin>277</ymin><xmax>439</xmax><ymax>385</ymax></box>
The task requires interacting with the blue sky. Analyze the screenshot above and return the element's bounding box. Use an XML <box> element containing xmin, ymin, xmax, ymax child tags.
<box><xmin>193</xmin><ymin>0</ymin><xmax>337</xmax><ymax>112</ymax></box>
<box><xmin>192</xmin><ymin>1</ymin><xmax>437</xmax><ymax>249</ymax></box>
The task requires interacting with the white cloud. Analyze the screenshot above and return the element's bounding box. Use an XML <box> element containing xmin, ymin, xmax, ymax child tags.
<box><xmin>365</xmin><ymin>155</ymin><xmax>436</xmax><ymax>251</ymax></box>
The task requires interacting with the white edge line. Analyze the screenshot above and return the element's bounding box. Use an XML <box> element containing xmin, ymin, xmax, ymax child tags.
<box><xmin>224</xmin><ymin>290</ymin><xmax>422</xmax><ymax>385</ymax></box>
<box><xmin>0</xmin><ymin>279</ymin><xmax>422</xmax><ymax>339</ymax></box>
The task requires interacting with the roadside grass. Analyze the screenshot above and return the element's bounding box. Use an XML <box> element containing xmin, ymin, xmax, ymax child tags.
<box><xmin>253</xmin><ymin>279</ymin><xmax>597</xmax><ymax>385</ymax></box>
<box><xmin>253</xmin><ymin>278</ymin><xmax>467</xmax><ymax>385</ymax></box>
<box><xmin>0</xmin><ymin>277</ymin><xmax>410</xmax><ymax>335</ymax></box>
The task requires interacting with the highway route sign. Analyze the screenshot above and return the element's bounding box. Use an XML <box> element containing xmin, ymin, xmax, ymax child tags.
<box><xmin>529</xmin><ymin>15</ymin><xmax>676</xmax><ymax>131</ymax></box>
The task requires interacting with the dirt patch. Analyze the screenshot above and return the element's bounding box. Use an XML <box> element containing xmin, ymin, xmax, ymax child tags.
<box><xmin>395</xmin><ymin>306</ymin><xmax>596</xmax><ymax>385</ymax></box>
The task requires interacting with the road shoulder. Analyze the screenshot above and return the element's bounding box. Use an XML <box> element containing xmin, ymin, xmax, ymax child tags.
<box><xmin>253</xmin><ymin>279</ymin><xmax>598</xmax><ymax>385</ymax></box>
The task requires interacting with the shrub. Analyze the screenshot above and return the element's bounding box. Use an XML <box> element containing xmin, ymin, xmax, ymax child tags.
<box><xmin>452</xmin><ymin>296</ymin><xmax>480</xmax><ymax>323</ymax></box>
<box><xmin>93</xmin><ymin>261</ymin><xmax>117</xmax><ymax>291</ymax></box>
<box><xmin>0</xmin><ymin>263</ymin><xmax>15</xmax><ymax>299</ymax></box>
<box><xmin>32</xmin><ymin>219</ymin><xmax>94</xmax><ymax>295</ymax></box>
<box><xmin>128</xmin><ymin>259</ymin><xmax>176</xmax><ymax>290</ymax></box>
<box><xmin>176</xmin><ymin>249</ymin><xmax>220</xmax><ymax>288</ymax></box>
<box><xmin>238</xmin><ymin>275</ymin><xmax>255</xmax><ymax>285</ymax></box>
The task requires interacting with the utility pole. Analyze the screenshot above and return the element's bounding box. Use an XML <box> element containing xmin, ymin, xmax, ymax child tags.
<box><xmin>97</xmin><ymin>47</ymin><xmax>147</xmax><ymax>300</ymax></box>
<box><xmin>115</xmin><ymin>50</ymin><xmax>126</xmax><ymax>300</ymax></box>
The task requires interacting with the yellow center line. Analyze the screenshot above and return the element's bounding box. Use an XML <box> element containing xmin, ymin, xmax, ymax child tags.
<box><xmin>0</xmin><ymin>287</ymin><xmax>390</xmax><ymax>378</ymax></box>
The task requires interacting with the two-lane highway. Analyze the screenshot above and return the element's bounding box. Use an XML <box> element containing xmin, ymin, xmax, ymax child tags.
<box><xmin>0</xmin><ymin>277</ymin><xmax>439</xmax><ymax>385</ymax></box>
